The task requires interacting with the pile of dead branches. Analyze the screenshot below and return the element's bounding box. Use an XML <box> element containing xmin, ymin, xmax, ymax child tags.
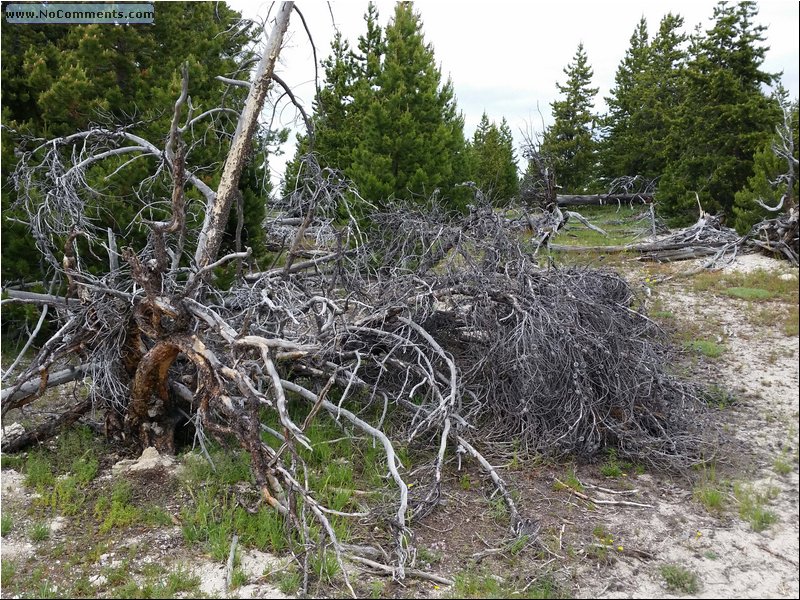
<box><xmin>750</xmin><ymin>206</ymin><xmax>799</xmax><ymax>265</ymax></box>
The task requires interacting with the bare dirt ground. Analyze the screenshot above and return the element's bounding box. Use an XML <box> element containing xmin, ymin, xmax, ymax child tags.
<box><xmin>1</xmin><ymin>252</ymin><xmax>798</xmax><ymax>599</ymax></box>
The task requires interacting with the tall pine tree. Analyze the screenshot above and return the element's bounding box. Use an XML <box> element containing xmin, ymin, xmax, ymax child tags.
<box><xmin>541</xmin><ymin>43</ymin><xmax>599</xmax><ymax>193</ymax></box>
<box><xmin>346</xmin><ymin>2</ymin><xmax>468</xmax><ymax>209</ymax></box>
<box><xmin>657</xmin><ymin>1</ymin><xmax>780</xmax><ymax>221</ymax></box>
<box><xmin>599</xmin><ymin>17</ymin><xmax>650</xmax><ymax>179</ymax></box>
<box><xmin>599</xmin><ymin>14</ymin><xmax>688</xmax><ymax>183</ymax></box>
<box><xmin>467</xmin><ymin>112</ymin><xmax>519</xmax><ymax>204</ymax></box>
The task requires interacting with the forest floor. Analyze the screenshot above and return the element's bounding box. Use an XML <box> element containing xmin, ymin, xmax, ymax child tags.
<box><xmin>1</xmin><ymin>213</ymin><xmax>798</xmax><ymax>599</ymax></box>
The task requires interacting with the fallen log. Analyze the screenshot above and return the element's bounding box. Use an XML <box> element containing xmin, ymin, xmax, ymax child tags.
<box><xmin>556</xmin><ymin>193</ymin><xmax>653</xmax><ymax>207</ymax></box>
<box><xmin>1</xmin><ymin>398</ymin><xmax>92</xmax><ymax>453</ymax></box>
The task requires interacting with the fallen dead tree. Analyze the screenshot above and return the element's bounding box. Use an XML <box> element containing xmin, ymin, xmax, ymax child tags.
<box><xmin>550</xmin><ymin>211</ymin><xmax>746</xmax><ymax>264</ymax></box>
<box><xmin>749</xmin><ymin>206</ymin><xmax>799</xmax><ymax>265</ymax></box>
<box><xmin>0</xmin><ymin>6</ymin><xmax>713</xmax><ymax>591</ymax></box>
<box><xmin>556</xmin><ymin>192</ymin><xmax>653</xmax><ymax>207</ymax></box>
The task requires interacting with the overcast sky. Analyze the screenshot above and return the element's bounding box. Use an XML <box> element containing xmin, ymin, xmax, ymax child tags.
<box><xmin>225</xmin><ymin>0</ymin><xmax>800</xmax><ymax>181</ymax></box>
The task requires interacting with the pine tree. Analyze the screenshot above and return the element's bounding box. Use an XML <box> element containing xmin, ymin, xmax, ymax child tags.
<box><xmin>600</xmin><ymin>14</ymin><xmax>688</xmax><ymax>184</ymax></box>
<box><xmin>348</xmin><ymin>2</ymin><xmax>468</xmax><ymax>208</ymax></box>
<box><xmin>1</xmin><ymin>2</ymin><xmax>262</xmax><ymax>284</ymax></box>
<box><xmin>283</xmin><ymin>3</ymin><xmax>382</xmax><ymax>194</ymax></box>
<box><xmin>600</xmin><ymin>17</ymin><xmax>650</xmax><ymax>179</ymax></box>
<box><xmin>468</xmin><ymin>113</ymin><xmax>519</xmax><ymax>204</ymax></box>
<box><xmin>733</xmin><ymin>95</ymin><xmax>799</xmax><ymax>233</ymax></box>
<box><xmin>657</xmin><ymin>1</ymin><xmax>780</xmax><ymax>221</ymax></box>
<box><xmin>541</xmin><ymin>43</ymin><xmax>599</xmax><ymax>193</ymax></box>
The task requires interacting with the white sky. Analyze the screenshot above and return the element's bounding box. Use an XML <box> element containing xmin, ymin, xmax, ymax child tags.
<box><xmin>225</xmin><ymin>0</ymin><xmax>800</xmax><ymax>181</ymax></box>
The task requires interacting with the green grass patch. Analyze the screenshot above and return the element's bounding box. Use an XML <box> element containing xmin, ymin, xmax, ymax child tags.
<box><xmin>278</xmin><ymin>570</ymin><xmax>302</xmax><ymax>595</ymax></box>
<box><xmin>1</xmin><ymin>560</ymin><xmax>16</xmax><ymax>587</ymax></box>
<box><xmin>692</xmin><ymin>269</ymin><xmax>799</xmax><ymax>303</ymax></box>
<box><xmin>723</xmin><ymin>287</ymin><xmax>773</xmax><ymax>301</ymax></box>
<box><xmin>773</xmin><ymin>453</ymin><xmax>794</xmax><ymax>476</ymax></box>
<box><xmin>450</xmin><ymin>570</ymin><xmax>563</xmax><ymax>599</ymax></box>
<box><xmin>1</xmin><ymin>512</ymin><xmax>13</xmax><ymax>537</ymax></box>
<box><xmin>701</xmin><ymin>384</ymin><xmax>735</xmax><ymax>408</ymax></box>
<box><xmin>785</xmin><ymin>305</ymin><xmax>799</xmax><ymax>336</ymax></box>
<box><xmin>0</xmin><ymin>453</ymin><xmax>25</xmax><ymax>470</ymax></box>
<box><xmin>95</xmin><ymin>480</ymin><xmax>141</xmax><ymax>533</ymax></box>
<box><xmin>29</xmin><ymin>521</ymin><xmax>50</xmax><ymax>542</ymax></box>
<box><xmin>24</xmin><ymin>451</ymin><xmax>56</xmax><ymax>489</ymax></box>
<box><xmin>734</xmin><ymin>483</ymin><xmax>779</xmax><ymax>532</ymax></box>
<box><xmin>660</xmin><ymin>564</ymin><xmax>699</xmax><ymax>594</ymax></box>
<box><xmin>687</xmin><ymin>339</ymin><xmax>725</xmax><ymax>359</ymax></box>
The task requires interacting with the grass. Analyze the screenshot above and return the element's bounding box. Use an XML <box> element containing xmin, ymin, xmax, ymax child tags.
<box><xmin>734</xmin><ymin>483</ymin><xmax>779</xmax><ymax>532</ymax></box>
<box><xmin>660</xmin><ymin>564</ymin><xmax>699</xmax><ymax>594</ymax></box>
<box><xmin>1</xmin><ymin>512</ymin><xmax>13</xmax><ymax>537</ymax></box>
<box><xmin>723</xmin><ymin>287</ymin><xmax>773</xmax><ymax>301</ymax></box>
<box><xmin>1</xmin><ymin>560</ymin><xmax>16</xmax><ymax>587</ymax></box>
<box><xmin>599</xmin><ymin>449</ymin><xmax>632</xmax><ymax>478</ymax></box>
<box><xmin>94</xmin><ymin>480</ymin><xmax>141</xmax><ymax>534</ymax></box>
<box><xmin>701</xmin><ymin>384</ymin><xmax>735</xmax><ymax>408</ymax></box>
<box><xmin>449</xmin><ymin>570</ymin><xmax>564</xmax><ymax>599</ymax></box>
<box><xmin>278</xmin><ymin>570</ymin><xmax>302</xmax><ymax>595</ymax></box>
<box><xmin>29</xmin><ymin>522</ymin><xmax>50</xmax><ymax>542</ymax></box>
<box><xmin>691</xmin><ymin>269</ymin><xmax>799</xmax><ymax>301</ymax></box>
<box><xmin>687</xmin><ymin>339</ymin><xmax>725</xmax><ymax>359</ymax></box>
<box><xmin>773</xmin><ymin>452</ymin><xmax>794</xmax><ymax>476</ymax></box>
<box><xmin>693</xmin><ymin>463</ymin><xmax>726</xmax><ymax>513</ymax></box>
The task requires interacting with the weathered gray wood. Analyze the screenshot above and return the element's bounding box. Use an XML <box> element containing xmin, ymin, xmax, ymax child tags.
<box><xmin>556</xmin><ymin>193</ymin><xmax>653</xmax><ymax>207</ymax></box>
<box><xmin>194</xmin><ymin>2</ymin><xmax>293</xmax><ymax>270</ymax></box>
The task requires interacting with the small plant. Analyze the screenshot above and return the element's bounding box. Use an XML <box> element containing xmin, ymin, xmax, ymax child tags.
<box><xmin>278</xmin><ymin>570</ymin><xmax>301</xmax><ymax>595</ymax></box>
<box><xmin>1</xmin><ymin>559</ymin><xmax>16</xmax><ymax>587</ymax></box>
<box><xmin>460</xmin><ymin>474</ymin><xmax>471</xmax><ymax>490</ymax></box>
<box><xmin>694</xmin><ymin>485</ymin><xmax>725</xmax><ymax>513</ymax></box>
<box><xmin>368</xmin><ymin>579</ymin><xmax>385</xmax><ymax>599</ymax></box>
<box><xmin>24</xmin><ymin>451</ymin><xmax>55</xmax><ymax>489</ymax></box>
<box><xmin>29</xmin><ymin>522</ymin><xmax>50</xmax><ymax>542</ymax></box>
<box><xmin>488</xmin><ymin>495</ymin><xmax>508</xmax><ymax>521</ymax></box>
<box><xmin>95</xmin><ymin>480</ymin><xmax>141</xmax><ymax>533</ymax></box>
<box><xmin>230</xmin><ymin>567</ymin><xmax>248</xmax><ymax>589</ymax></box>
<box><xmin>563</xmin><ymin>467</ymin><xmax>583</xmax><ymax>491</ymax></box>
<box><xmin>164</xmin><ymin>567</ymin><xmax>201</xmax><ymax>595</ymax></box>
<box><xmin>660</xmin><ymin>564</ymin><xmax>699</xmax><ymax>594</ymax></box>
<box><xmin>450</xmin><ymin>569</ymin><xmax>562</xmax><ymax>598</ymax></box>
<box><xmin>701</xmin><ymin>384</ymin><xmax>735</xmax><ymax>408</ymax></box>
<box><xmin>688</xmin><ymin>340</ymin><xmax>725</xmax><ymax>359</ymax></box>
<box><xmin>693</xmin><ymin>463</ymin><xmax>725</xmax><ymax>513</ymax></box>
<box><xmin>773</xmin><ymin>453</ymin><xmax>793</xmax><ymax>476</ymax></box>
<box><xmin>1</xmin><ymin>512</ymin><xmax>13</xmax><ymax>537</ymax></box>
<box><xmin>734</xmin><ymin>483</ymin><xmax>779</xmax><ymax>532</ymax></box>
<box><xmin>505</xmin><ymin>534</ymin><xmax>531</xmax><ymax>555</ymax></box>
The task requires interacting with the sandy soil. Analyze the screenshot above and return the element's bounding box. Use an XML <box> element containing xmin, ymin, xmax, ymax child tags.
<box><xmin>575</xmin><ymin>254</ymin><xmax>799</xmax><ymax>599</ymax></box>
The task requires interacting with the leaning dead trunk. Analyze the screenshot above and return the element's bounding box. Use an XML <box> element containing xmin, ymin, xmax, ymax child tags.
<box><xmin>193</xmin><ymin>2</ymin><xmax>293</xmax><ymax>272</ymax></box>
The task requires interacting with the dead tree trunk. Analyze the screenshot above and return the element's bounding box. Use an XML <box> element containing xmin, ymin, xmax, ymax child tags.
<box><xmin>556</xmin><ymin>193</ymin><xmax>653</xmax><ymax>207</ymax></box>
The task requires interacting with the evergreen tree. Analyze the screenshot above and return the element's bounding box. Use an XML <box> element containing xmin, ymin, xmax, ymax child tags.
<box><xmin>657</xmin><ymin>1</ymin><xmax>780</xmax><ymax>221</ymax></box>
<box><xmin>468</xmin><ymin>112</ymin><xmax>519</xmax><ymax>204</ymax></box>
<box><xmin>600</xmin><ymin>17</ymin><xmax>650</xmax><ymax>179</ymax></box>
<box><xmin>600</xmin><ymin>14</ymin><xmax>688</xmax><ymax>183</ymax></box>
<box><xmin>541</xmin><ymin>43</ymin><xmax>599</xmax><ymax>193</ymax></box>
<box><xmin>733</xmin><ymin>96</ymin><xmax>799</xmax><ymax>233</ymax></box>
<box><xmin>1</xmin><ymin>2</ymin><xmax>262</xmax><ymax>284</ymax></box>
<box><xmin>283</xmin><ymin>3</ymin><xmax>382</xmax><ymax>193</ymax></box>
<box><xmin>348</xmin><ymin>2</ymin><xmax>468</xmax><ymax>209</ymax></box>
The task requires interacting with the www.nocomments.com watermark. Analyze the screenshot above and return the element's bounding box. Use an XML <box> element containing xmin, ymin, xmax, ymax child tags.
<box><xmin>4</xmin><ymin>3</ymin><xmax>154</xmax><ymax>24</ymax></box>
